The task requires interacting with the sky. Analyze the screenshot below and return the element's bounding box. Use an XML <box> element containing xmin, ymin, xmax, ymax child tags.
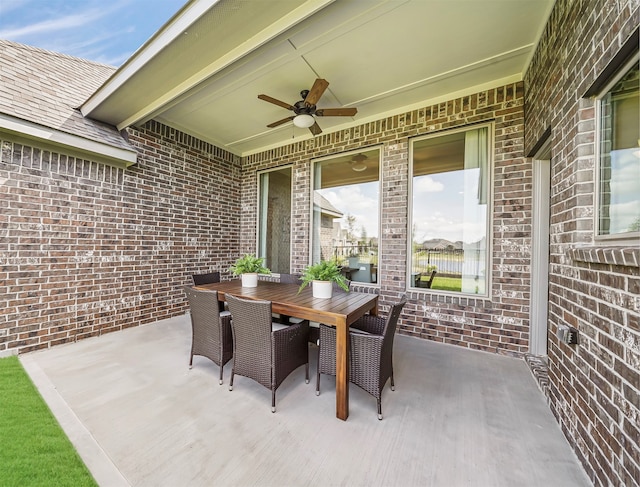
<box><xmin>320</xmin><ymin>169</ymin><xmax>487</xmax><ymax>245</ymax></box>
<box><xmin>0</xmin><ymin>0</ymin><xmax>186</xmax><ymax>66</ymax></box>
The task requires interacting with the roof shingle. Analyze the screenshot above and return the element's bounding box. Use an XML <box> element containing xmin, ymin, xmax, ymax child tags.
<box><xmin>0</xmin><ymin>40</ymin><xmax>132</xmax><ymax>151</ymax></box>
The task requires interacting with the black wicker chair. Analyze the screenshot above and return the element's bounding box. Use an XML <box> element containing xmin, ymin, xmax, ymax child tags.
<box><xmin>226</xmin><ymin>293</ymin><xmax>310</xmax><ymax>412</ymax></box>
<box><xmin>182</xmin><ymin>286</ymin><xmax>233</xmax><ymax>385</ymax></box>
<box><xmin>274</xmin><ymin>273</ymin><xmax>304</xmax><ymax>325</ymax></box>
<box><xmin>192</xmin><ymin>271</ymin><xmax>221</xmax><ymax>285</ymax></box>
<box><xmin>316</xmin><ymin>295</ymin><xmax>406</xmax><ymax>419</ymax></box>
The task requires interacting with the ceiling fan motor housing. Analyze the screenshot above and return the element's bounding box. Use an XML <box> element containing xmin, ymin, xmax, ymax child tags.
<box><xmin>294</xmin><ymin>98</ymin><xmax>316</xmax><ymax>115</ymax></box>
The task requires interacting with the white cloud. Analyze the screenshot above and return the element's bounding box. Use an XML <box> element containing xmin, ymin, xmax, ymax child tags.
<box><xmin>321</xmin><ymin>183</ymin><xmax>379</xmax><ymax>238</ymax></box>
<box><xmin>414</xmin><ymin>175</ymin><xmax>444</xmax><ymax>193</ymax></box>
<box><xmin>0</xmin><ymin>7</ymin><xmax>111</xmax><ymax>39</ymax></box>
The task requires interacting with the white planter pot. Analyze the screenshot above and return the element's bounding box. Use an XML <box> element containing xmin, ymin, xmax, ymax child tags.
<box><xmin>241</xmin><ymin>273</ymin><xmax>258</xmax><ymax>287</ymax></box>
<box><xmin>312</xmin><ymin>280</ymin><xmax>333</xmax><ymax>299</ymax></box>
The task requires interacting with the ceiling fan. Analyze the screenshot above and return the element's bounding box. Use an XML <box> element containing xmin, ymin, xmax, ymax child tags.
<box><xmin>258</xmin><ymin>78</ymin><xmax>357</xmax><ymax>135</ymax></box>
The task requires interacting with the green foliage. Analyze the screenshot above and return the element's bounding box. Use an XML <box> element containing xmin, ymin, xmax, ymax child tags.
<box><xmin>0</xmin><ymin>356</ymin><xmax>97</xmax><ymax>486</ymax></box>
<box><xmin>229</xmin><ymin>254</ymin><xmax>271</xmax><ymax>276</ymax></box>
<box><xmin>298</xmin><ymin>260</ymin><xmax>350</xmax><ymax>293</ymax></box>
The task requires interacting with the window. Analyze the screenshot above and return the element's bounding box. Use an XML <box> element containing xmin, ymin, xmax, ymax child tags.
<box><xmin>311</xmin><ymin>148</ymin><xmax>380</xmax><ymax>284</ymax></box>
<box><xmin>597</xmin><ymin>58</ymin><xmax>640</xmax><ymax>239</ymax></box>
<box><xmin>410</xmin><ymin>125</ymin><xmax>491</xmax><ymax>295</ymax></box>
<box><xmin>258</xmin><ymin>167</ymin><xmax>292</xmax><ymax>274</ymax></box>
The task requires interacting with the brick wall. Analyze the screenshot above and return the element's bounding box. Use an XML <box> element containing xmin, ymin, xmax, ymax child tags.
<box><xmin>0</xmin><ymin>121</ymin><xmax>240</xmax><ymax>355</ymax></box>
<box><xmin>524</xmin><ymin>0</ymin><xmax>640</xmax><ymax>485</ymax></box>
<box><xmin>243</xmin><ymin>82</ymin><xmax>532</xmax><ymax>356</ymax></box>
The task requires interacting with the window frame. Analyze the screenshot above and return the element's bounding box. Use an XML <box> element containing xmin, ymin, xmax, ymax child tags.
<box><xmin>407</xmin><ymin>123</ymin><xmax>494</xmax><ymax>297</ymax></box>
<box><xmin>593</xmin><ymin>52</ymin><xmax>640</xmax><ymax>244</ymax></box>
<box><xmin>309</xmin><ymin>146</ymin><xmax>382</xmax><ymax>287</ymax></box>
<box><xmin>256</xmin><ymin>165</ymin><xmax>294</xmax><ymax>275</ymax></box>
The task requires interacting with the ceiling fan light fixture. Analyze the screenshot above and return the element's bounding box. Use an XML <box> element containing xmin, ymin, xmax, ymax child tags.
<box><xmin>351</xmin><ymin>154</ymin><xmax>367</xmax><ymax>172</ymax></box>
<box><xmin>293</xmin><ymin>114</ymin><xmax>315</xmax><ymax>128</ymax></box>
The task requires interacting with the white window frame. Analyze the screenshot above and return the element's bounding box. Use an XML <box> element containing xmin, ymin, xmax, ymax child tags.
<box><xmin>257</xmin><ymin>165</ymin><xmax>294</xmax><ymax>274</ymax></box>
<box><xmin>593</xmin><ymin>53</ymin><xmax>640</xmax><ymax>244</ymax></box>
<box><xmin>407</xmin><ymin>123</ymin><xmax>494</xmax><ymax>297</ymax></box>
<box><xmin>309</xmin><ymin>147</ymin><xmax>382</xmax><ymax>287</ymax></box>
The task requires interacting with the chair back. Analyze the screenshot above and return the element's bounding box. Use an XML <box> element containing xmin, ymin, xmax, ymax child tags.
<box><xmin>278</xmin><ymin>273</ymin><xmax>301</xmax><ymax>285</ymax></box>
<box><xmin>183</xmin><ymin>285</ymin><xmax>222</xmax><ymax>337</ymax></box>
<box><xmin>381</xmin><ymin>295</ymin><xmax>407</xmax><ymax>359</ymax></box>
<box><xmin>225</xmin><ymin>294</ymin><xmax>273</xmax><ymax>384</ymax></box>
<box><xmin>192</xmin><ymin>271</ymin><xmax>221</xmax><ymax>285</ymax></box>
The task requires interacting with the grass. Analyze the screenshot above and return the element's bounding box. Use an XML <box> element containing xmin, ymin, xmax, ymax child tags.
<box><xmin>430</xmin><ymin>276</ymin><xmax>462</xmax><ymax>292</ymax></box>
<box><xmin>0</xmin><ymin>356</ymin><xmax>97</xmax><ymax>487</ymax></box>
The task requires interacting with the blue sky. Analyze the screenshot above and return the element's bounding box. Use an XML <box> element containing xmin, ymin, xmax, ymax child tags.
<box><xmin>0</xmin><ymin>0</ymin><xmax>186</xmax><ymax>66</ymax></box>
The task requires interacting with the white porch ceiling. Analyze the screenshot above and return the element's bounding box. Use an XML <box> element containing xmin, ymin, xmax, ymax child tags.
<box><xmin>82</xmin><ymin>0</ymin><xmax>554</xmax><ymax>157</ymax></box>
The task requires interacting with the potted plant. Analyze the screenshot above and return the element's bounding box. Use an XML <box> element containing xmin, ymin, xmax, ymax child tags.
<box><xmin>229</xmin><ymin>254</ymin><xmax>271</xmax><ymax>287</ymax></box>
<box><xmin>298</xmin><ymin>260</ymin><xmax>350</xmax><ymax>298</ymax></box>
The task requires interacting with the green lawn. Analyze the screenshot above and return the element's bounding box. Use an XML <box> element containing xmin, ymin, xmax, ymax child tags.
<box><xmin>0</xmin><ymin>356</ymin><xmax>97</xmax><ymax>487</ymax></box>
<box><xmin>430</xmin><ymin>276</ymin><xmax>462</xmax><ymax>292</ymax></box>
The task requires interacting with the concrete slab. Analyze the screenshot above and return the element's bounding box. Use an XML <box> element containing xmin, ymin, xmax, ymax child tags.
<box><xmin>21</xmin><ymin>315</ymin><xmax>591</xmax><ymax>487</ymax></box>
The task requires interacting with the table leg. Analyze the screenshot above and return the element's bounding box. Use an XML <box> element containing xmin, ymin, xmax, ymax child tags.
<box><xmin>335</xmin><ymin>316</ymin><xmax>349</xmax><ymax>421</ymax></box>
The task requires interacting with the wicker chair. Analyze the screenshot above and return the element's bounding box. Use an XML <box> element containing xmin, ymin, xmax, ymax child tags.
<box><xmin>226</xmin><ymin>293</ymin><xmax>310</xmax><ymax>412</ymax></box>
<box><xmin>316</xmin><ymin>295</ymin><xmax>406</xmax><ymax>419</ymax></box>
<box><xmin>192</xmin><ymin>271</ymin><xmax>221</xmax><ymax>285</ymax></box>
<box><xmin>274</xmin><ymin>273</ymin><xmax>304</xmax><ymax>325</ymax></box>
<box><xmin>182</xmin><ymin>286</ymin><xmax>233</xmax><ymax>385</ymax></box>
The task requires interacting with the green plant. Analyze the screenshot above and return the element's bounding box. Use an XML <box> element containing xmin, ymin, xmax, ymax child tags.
<box><xmin>298</xmin><ymin>260</ymin><xmax>349</xmax><ymax>293</ymax></box>
<box><xmin>229</xmin><ymin>254</ymin><xmax>271</xmax><ymax>276</ymax></box>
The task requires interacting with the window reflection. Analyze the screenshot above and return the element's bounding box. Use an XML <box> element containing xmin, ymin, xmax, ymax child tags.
<box><xmin>312</xmin><ymin>149</ymin><xmax>380</xmax><ymax>284</ymax></box>
<box><xmin>411</xmin><ymin>126</ymin><xmax>490</xmax><ymax>295</ymax></box>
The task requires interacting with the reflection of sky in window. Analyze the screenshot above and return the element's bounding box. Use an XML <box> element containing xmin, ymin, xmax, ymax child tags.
<box><xmin>319</xmin><ymin>181</ymin><xmax>379</xmax><ymax>238</ymax></box>
<box><xmin>412</xmin><ymin>170</ymin><xmax>485</xmax><ymax>244</ymax></box>
<box><xmin>608</xmin><ymin>148</ymin><xmax>640</xmax><ymax>233</ymax></box>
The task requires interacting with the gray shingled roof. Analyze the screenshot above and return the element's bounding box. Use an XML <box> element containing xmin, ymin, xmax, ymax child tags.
<box><xmin>314</xmin><ymin>192</ymin><xmax>343</xmax><ymax>218</ymax></box>
<box><xmin>0</xmin><ymin>40</ymin><xmax>132</xmax><ymax>151</ymax></box>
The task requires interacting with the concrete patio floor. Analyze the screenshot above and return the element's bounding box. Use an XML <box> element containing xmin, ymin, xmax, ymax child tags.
<box><xmin>21</xmin><ymin>315</ymin><xmax>591</xmax><ymax>487</ymax></box>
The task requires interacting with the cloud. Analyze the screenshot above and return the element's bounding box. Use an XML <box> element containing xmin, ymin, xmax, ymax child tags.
<box><xmin>321</xmin><ymin>183</ymin><xmax>379</xmax><ymax>237</ymax></box>
<box><xmin>414</xmin><ymin>175</ymin><xmax>444</xmax><ymax>193</ymax></box>
<box><xmin>1</xmin><ymin>0</ymin><xmax>185</xmax><ymax>66</ymax></box>
<box><xmin>0</xmin><ymin>7</ymin><xmax>110</xmax><ymax>39</ymax></box>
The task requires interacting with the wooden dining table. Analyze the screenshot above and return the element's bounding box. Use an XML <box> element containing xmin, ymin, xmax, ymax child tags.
<box><xmin>194</xmin><ymin>279</ymin><xmax>378</xmax><ymax>420</ymax></box>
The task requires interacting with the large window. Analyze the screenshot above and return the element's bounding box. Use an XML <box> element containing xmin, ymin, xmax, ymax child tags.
<box><xmin>311</xmin><ymin>148</ymin><xmax>380</xmax><ymax>284</ymax></box>
<box><xmin>597</xmin><ymin>58</ymin><xmax>640</xmax><ymax>239</ymax></box>
<box><xmin>258</xmin><ymin>167</ymin><xmax>291</xmax><ymax>274</ymax></box>
<box><xmin>410</xmin><ymin>125</ymin><xmax>491</xmax><ymax>295</ymax></box>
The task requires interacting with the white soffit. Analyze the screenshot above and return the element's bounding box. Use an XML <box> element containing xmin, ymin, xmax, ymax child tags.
<box><xmin>82</xmin><ymin>0</ymin><xmax>554</xmax><ymax>156</ymax></box>
<box><xmin>81</xmin><ymin>0</ymin><xmax>335</xmax><ymax>129</ymax></box>
<box><xmin>0</xmin><ymin>114</ymin><xmax>137</xmax><ymax>168</ymax></box>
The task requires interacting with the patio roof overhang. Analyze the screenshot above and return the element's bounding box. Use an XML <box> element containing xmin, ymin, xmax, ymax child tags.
<box><xmin>81</xmin><ymin>0</ymin><xmax>554</xmax><ymax>157</ymax></box>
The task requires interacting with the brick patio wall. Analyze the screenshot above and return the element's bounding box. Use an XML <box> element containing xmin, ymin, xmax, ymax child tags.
<box><xmin>524</xmin><ymin>0</ymin><xmax>640</xmax><ymax>485</ymax></box>
<box><xmin>242</xmin><ymin>82</ymin><xmax>532</xmax><ymax>357</ymax></box>
<box><xmin>0</xmin><ymin>121</ymin><xmax>240</xmax><ymax>355</ymax></box>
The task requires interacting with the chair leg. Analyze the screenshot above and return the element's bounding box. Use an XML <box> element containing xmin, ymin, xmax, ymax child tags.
<box><xmin>377</xmin><ymin>399</ymin><xmax>383</xmax><ymax>420</ymax></box>
<box><xmin>305</xmin><ymin>362</ymin><xmax>310</xmax><ymax>384</ymax></box>
<box><xmin>218</xmin><ymin>364</ymin><xmax>224</xmax><ymax>385</ymax></box>
<box><xmin>315</xmin><ymin>347</ymin><xmax>321</xmax><ymax>396</ymax></box>
<box><xmin>229</xmin><ymin>368</ymin><xmax>234</xmax><ymax>391</ymax></box>
<box><xmin>189</xmin><ymin>354</ymin><xmax>193</xmax><ymax>369</ymax></box>
<box><xmin>390</xmin><ymin>370</ymin><xmax>395</xmax><ymax>391</ymax></box>
<box><xmin>272</xmin><ymin>390</ymin><xmax>276</xmax><ymax>413</ymax></box>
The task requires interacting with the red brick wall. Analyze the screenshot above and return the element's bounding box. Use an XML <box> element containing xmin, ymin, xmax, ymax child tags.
<box><xmin>524</xmin><ymin>0</ymin><xmax>639</xmax><ymax>485</ymax></box>
<box><xmin>243</xmin><ymin>82</ymin><xmax>532</xmax><ymax>356</ymax></box>
<box><xmin>0</xmin><ymin>120</ymin><xmax>240</xmax><ymax>354</ymax></box>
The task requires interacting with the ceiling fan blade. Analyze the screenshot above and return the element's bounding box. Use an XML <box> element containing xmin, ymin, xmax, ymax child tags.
<box><xmin>315</xmin><ymin>108</ymin><xmax>357</xmax><ymax>117</ymax></box>
<box><xmin>258</xmin><ymin>94</ymin><xmax>294</xmax><ymax>110</ymax></box>
<box><xmin>304</xmin><ymin>78</ymin><xmax>329</xmax><ymax>106</ymax></box>
<box><xmin>308</xmin><ymin>122</ymin><xmax>322</xmax><ymax>136</ymax></box>
<box><xmin>267</xmin><ymin>116</ymin><xmax>295</xmax><ymax>128</ymax></box>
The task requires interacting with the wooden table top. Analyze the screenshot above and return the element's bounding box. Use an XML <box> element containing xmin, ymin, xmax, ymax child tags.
<box><xmin>195</xmin><ymin>280</ymin><xmax>378</xmax><ymax>326</ymax></box>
